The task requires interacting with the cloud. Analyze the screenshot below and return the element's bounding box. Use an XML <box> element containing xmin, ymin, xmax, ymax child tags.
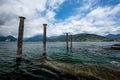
<box><xmin>47</xmin><ymin>0</ymin><xmax>64</xmax><ymax>10</ymax></box>
<box><xmin>0</xmin><ymin>0</ymin><xmax>64</xmax><ymax>37</ymax></box>
<box><xmin>0</xmin><ymin>20</ymin><xmax>5</xmax><ymax>25</ymax></box>
<box><xmin>0</xmin><ymin>0</ymin><xmax>120</xmax><ymax>38</ymax></box>
<box><xmin>50</xmin><ymin>3</ymin><xmax>120</xmax><ymax>36</ymax></box>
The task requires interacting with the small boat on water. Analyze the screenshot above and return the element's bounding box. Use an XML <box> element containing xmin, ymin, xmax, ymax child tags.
<box><xmin>111</xmin><ymin>44</ymin><xmax>120</xmax><ymax>50</ymax></box>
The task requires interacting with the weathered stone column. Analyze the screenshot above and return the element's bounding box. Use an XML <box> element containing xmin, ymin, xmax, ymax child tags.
<box><xmin>43</xmin><ymin>24</ymin><xmax>47</xmax><ymax>57</ymax></box>
<box><xmin>16</xmin><ymin>16</ymin><xmax>25</xmax><ymax>61</ymax></box>
<box><xmin>70</xmin><ymin>35</ymin><xmax>72</xmax><ymax>52</ymax></box>
<box><xmin>66</xmin><ymin>33</ymin><xmax>69</xmax><ymax>51</ymax></box>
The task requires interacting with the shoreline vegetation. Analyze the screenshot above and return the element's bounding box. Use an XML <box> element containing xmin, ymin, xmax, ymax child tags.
<box><xmin>32</xmin><ymin>58</ymin><xmax>120</xmax><ymax>80</ymax></box>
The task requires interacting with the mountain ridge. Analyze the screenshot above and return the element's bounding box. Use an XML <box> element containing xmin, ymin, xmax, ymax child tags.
<box><xmin>1</xmin><ymin>33</ymin><xmax>119</xmax><ymax>42</ymax></box>
<box><xmin>23</xmin><ymin>33</ymin><xmax>113</xmax><ymax>42</ymax></box>
<box><xmin>106</xmin><ymin>34</ymin><xmax>120</xmax><ymax>41</ymax></box>
<box><xmin>24</xmin><ymin>34</ymin><xmax>43</xmax><ymax>42</ymax></box>
<box><xmin>52</xmin><ymin>33</ymin><xmax>112</xmax><ymax>42</ymax></box>
<box><xmin>0</xmin><ymin>35</ymin><xmax>17</xmax><ymax>41</ymax></box>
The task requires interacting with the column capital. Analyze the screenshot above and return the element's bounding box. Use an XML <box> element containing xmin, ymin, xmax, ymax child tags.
<box><xmin>43</xmin><ymin>24</ymin><xmax>47</xmax><ymax>26</ymax></box>
<box><xmin>19</xmin><ymin>16</ymin><xmax>26</xmax><ymax>20</ymax></box>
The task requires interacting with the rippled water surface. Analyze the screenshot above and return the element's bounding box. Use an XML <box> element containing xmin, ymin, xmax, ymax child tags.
<box><xmin>0</xmin><ymin>42</ymin><xmax>120</xmax><ymax>80</ymax></box>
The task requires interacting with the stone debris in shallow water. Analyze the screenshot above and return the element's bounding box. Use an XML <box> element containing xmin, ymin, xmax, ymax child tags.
<box><xmin>32</xmin><ymin>58</ymin><xmax>120</xmax><ymax>80</ymax></box>
<box><xmin>15</xmin><ymin>57</ymin><xmax>120</xmax><ymax>80</ymax></box>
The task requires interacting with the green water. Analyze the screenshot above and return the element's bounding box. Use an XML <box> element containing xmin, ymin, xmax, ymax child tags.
<box><xmin>0</xmin><ymin>42</ymin><xmax>120</xmax><ymax>80</ymax></box>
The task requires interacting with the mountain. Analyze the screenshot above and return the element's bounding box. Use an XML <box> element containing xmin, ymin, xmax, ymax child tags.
<box><xmin>24</xmin><ymin>34</ymin><xmax>65</xmax><ymax>42</ymax></box>
<box><xmin>24</xmin><ymin>35</ymin><xmax>43</xmax><ymax>41</ymax></box>
<box><xmin>23</xmin><ymin>33</ymin><xmax>113</xmax><ymax>42</ymax></box>
<box><xmin>52</xmin><ymin>33</ymin><xmax>112</xmax><ymax>42</ymax></box>
<box><xmin>72</xmin><ymin>33</ymin><xmax>112</xmax><ymax>41</ymax></box>
<box><xmin>0</xmin><ymin>35</ymin><xmax>17</xmax><ymax>41</ymax></box>
<box><xmin>48</xmin><ymin>35</ymin><xmax>65</xmax><ymax>40</ymax></box>
<box><xmin>106</xmin><ymin>34</ymin><xmax>120</xmax><ymax>41</ymax></box>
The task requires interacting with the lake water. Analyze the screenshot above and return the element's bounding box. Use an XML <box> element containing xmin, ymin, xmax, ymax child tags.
<box><xmin>0</xmin><ymin>42</ymin><xmax>120</xmax><ymax>80</ymax></box>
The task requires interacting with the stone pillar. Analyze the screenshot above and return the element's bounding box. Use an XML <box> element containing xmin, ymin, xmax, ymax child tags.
<box><xmin>16</xmin><ymin>16</ymin><xmax>25</xmax><ymax>61</ymax></box>
<box><xmin>43</xmin><ymin>24</ymin><xmax>47</xmax><ymax>57</ymax></box>
<box><xmin>70</xmin><ymin>35</ymin><xmax>72</xmax><ymax>52</ymax></box>
<box><xmin>66</xmin><ymin>33</ymin><xmax>69</xmax><ymax>51</ymax></box>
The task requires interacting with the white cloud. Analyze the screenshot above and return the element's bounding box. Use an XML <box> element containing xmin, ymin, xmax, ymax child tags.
<box><xmin>49</xmin><ymin>3</ymin><xmax>120</xmax><ymax>36</ymax></box>
<box><xmin>47</xmin><ymin>0</ymin><xmax>64</xmax><ymax>10</ymax></box>
<box><xmin>46</xmin><ymin>10</ymin><xmax>56</xmax><ymax>21</ymax></box>
<box><xmin>0</xmin><ymin>0</ymin><xmax>120</xmax><ymax>38</ymax></box>
<box><xmin>0</xmin><ymin>0</ymin><xmax>65</xmax><ymax>38</ymax></box>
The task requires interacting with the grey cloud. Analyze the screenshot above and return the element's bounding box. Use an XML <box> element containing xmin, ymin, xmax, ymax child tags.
<box><xmin>0</xmin><ymin>13</ymin><xmax>17</xmax><ymax>25</ymax></box>
<box><xmin>0</xmin><ymin>20</ymin><xmax>5</xmax><ymax>25</ymax></box>
<box><xmin>0</xmin><ymin>0</ymin><xmax>7</xmax><ymax>5</ymax></box>
<box><xmin>0</xmin><ymin>0</ymin><xmax>65</xmax><ymax>37</ymax></box>
<box><xmin>0</xmin><ymin>0</ymin><xmax>119</xmax><ymax>37</ymax></box>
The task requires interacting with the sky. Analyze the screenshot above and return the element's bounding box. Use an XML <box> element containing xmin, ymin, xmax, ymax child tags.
<box><xmin>0</xmin><ymin>0</ymin><xmax>120</xmax><ymax>38</ymax></box>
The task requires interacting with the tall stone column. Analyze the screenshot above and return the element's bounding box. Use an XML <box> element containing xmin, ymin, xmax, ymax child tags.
<box><xmin>70</xmin><ymin>35</ymin><xmax>72</xmax><ymax>52</ymax></box>
<box><xmin>66</xmin><ymin>33</ymin><xmax>69</xmax><ymax>51</ymax></box>
<box><xmin>16</xmin><ymin>16</ymin><xmax>25</xmax><ymax>61</ymax></box>
<box><xmin>43</xmin><ymin>24</ymin><xmax>47</xmax><ymax>57</ymax></box>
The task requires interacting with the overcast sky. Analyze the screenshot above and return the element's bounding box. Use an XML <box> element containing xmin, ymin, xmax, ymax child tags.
<box><xmin>0</xmin><ymin>0</ymin><xmax>120</xmax><ymax>38</ymax></box>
